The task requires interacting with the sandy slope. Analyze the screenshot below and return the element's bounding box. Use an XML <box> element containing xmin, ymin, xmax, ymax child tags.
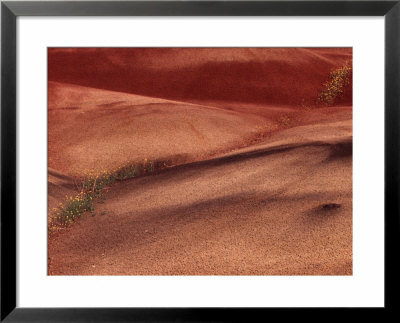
<box><xmin>48</xmin><ymin>111</ymin><xmax>352</xmax><ymax>275</ymax></box>
<box><xmin>48</xmin><ymin>80</ymin><xmax>350</xmax><ymax>177</ymax></box>
<box><xmin>49</xmin><ymin>48</ymin><xmax>352</xmax><ymax>106</ymax></box>
<box><xmin>48</xmin><ymin>48</ymin><xmax>352</xmax><ymax>275</ymax></box>
<box><xmin>48</xmin><ymin>48</ymin><xmax>352</xmax><ymax>176</ymax></box>
<box><xmin>48</xmin><ymin>82</ymin><xmax>273</xmax><ymax>176</ymax></box>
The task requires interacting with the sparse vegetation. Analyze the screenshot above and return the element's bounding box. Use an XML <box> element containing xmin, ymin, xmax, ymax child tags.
<box><xmin>52</xmin><ymin>191</ymin><xmax>94</xmax><ymax>226</ymax></box>
<box><xmin>50</xmin><ymin>158</ymin><xmax>171</xmax><ymax>230</ymax></box>
<box><xmin>317</xmin><ymin>62</ymin><xmax>352</xmax><ymax>106</ymax></box>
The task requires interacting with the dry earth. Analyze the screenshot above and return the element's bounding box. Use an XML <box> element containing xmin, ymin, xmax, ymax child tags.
<box><xmin>48</xmin><ymin>48</ymin><xmax>352</xmax><ymax>275</ymax></box>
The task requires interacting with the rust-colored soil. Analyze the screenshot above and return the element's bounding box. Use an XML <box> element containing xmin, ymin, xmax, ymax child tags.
<box><xmin>48</xmin><ymin>48</ymin><xmax>352</xmax><ymax>275</ymax></box>
<box><xmin>48</xmin><ymin>82</ymin><xmax>272</xmax><ymax>175</ymax></box>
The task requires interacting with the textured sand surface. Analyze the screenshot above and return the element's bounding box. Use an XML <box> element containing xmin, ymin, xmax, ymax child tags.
<box><xmin>48</xmin><ymin>82</ymin><xmax>271</xmax><ymax>175</ymax></box>
<box><xmin>48</xmin><ymin>48</ymin><xmax>352</xmax><ymax>275</ymax></box>
<box><xmin>49</xmin><ymin>48</ymin><xmax>352</xmax><ymax>106</ymax></box>
<box><xmin>48</xmin><ymin>115</ymin><xmax>352</xmax><ymax>275</ymax></box>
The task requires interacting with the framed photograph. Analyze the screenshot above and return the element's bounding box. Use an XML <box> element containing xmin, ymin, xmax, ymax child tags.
<box><xmin>1</xmin><ymin>0</ymin><xmax>399</xmax><ymax>321</ymax></box>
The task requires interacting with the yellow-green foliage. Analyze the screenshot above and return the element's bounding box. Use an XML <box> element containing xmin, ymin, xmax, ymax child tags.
<box><xmin>53</xmin><ymin>192</ymin><xmax>94</xmax><ymax>226</ymax></box>
<box><xmin>81</xmin><ymin>169</ymin><xmax>117</xmax><ymax>198</ymax></box>
<box><xmin>51</xmin><ymin>159</ymin><xmax>170</xmax><ymax>228</ymax></box>
<box><xmin>53</xmin><ymin>169</ymin><xmax>116</xmax><ymax>227</ymax></box>
<box><xmin>318</xmin><ymin>63</ymin><xmax>352</xmax><ymax>106</ymax></box>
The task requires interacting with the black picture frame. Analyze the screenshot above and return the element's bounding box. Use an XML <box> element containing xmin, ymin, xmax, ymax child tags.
<box><xmin>1</xmin><ymin>1</ymin><xmax>399</xmax><ymax>321</ymax></box>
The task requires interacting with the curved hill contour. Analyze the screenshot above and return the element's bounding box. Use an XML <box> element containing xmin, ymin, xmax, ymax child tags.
<box><xmin>48</xmin><ymin>116</ymin><xmax>352</xmax><ymax>275</ymax></box>
<box><xmin>48</xmin><ymin>48</ymin><xmax>352</xmax><ymax>275</ymax></box>
<box><xmin>49</xmin><ymin>47</ymin><xmax>352</xmax><ymax>106</ymax></box>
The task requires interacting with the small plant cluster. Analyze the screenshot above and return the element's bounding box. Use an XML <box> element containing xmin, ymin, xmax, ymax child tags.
<box><xmin>52</xmin><ymin>192</ymin><xmax>94</xmax><ymax>226</ymax></box>
<box><xmin>50</xmin><ymin>158</ymin><xmax>171</xmax><ymax>229</ymax></box>
<box><xmin>317</xmin><ymin>62</ymin><xmax>352</xmax><ymax>106</ymax></box>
